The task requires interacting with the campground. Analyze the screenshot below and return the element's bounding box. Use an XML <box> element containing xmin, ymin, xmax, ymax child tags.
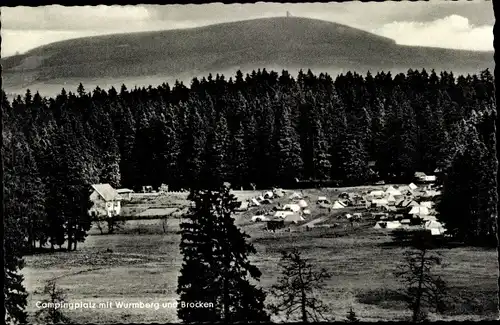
<box><xmin>21</xmin><ymin>185</ymin><xmax>497</xmax><ymax>323</ymax></box>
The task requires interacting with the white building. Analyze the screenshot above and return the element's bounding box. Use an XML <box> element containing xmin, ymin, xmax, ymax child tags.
<box><xmin>89</xmin><ymin>184</ymin><xmax>123</xmax><ymax>218</ymax></box>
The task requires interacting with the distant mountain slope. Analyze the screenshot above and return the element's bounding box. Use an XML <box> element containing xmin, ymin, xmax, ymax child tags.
<box><xmin>2</xmin><ymin>17</ymin><xmax>494</xmax><ymax>96</ymax></box>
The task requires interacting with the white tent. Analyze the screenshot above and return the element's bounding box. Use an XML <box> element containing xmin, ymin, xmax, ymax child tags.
<box><xmin>274</xmin><ymin>211</ymin><xmax>294</xmax><ymax>218</ymax></box>
<box><xmin>373</xmin><ymin>221</ymin><xmax>386</xmax><ymax>229</ymax></box>
<box><xmin>387</xmin><ymin>196</ymin><xmax>396</xmax><ymax>204</ymax></box>
<box><xmin>420</xmin><ymin>201</ymin><xmax>434</xmax><ymax>209</ymax></box>
<box><xmin>345</xmin><ymin>214</ymin><xmax>352</xmax><ymax>219</ymax></box>
<box><xmin>425</xmin><ymin>220</ymin><xmax>446</xmax><ymax>235</ymax></box>
<box><xmin>409</xmin><ymin>183</ymin><xmax>418</xmax><ymax>191</ymax></box>
<box><xmin>385</xmin><ymin>186</ymin><xmax>402</xmax><ymax>196</ymax></box>
<box><xmin>273</xmin><ymin>188</ymin><xmax>285</xmax><ymax>197</ymax></box>
<box><xmin>421</xmin><ymin>215</ymin><xmax>437</xmax><ymax>221</ymax></box>
<box><xmin>302</xmin><ymin>209</ymin><xmax>311</xmax><ymax>215</ymax></box>
<box><xmin>283</xmin><ymin>204</ymin><xmax>301</xmax><ymax>212</ymax></box>
<box><xmin>251</xmin><ymin>198</ymin><xmax>261</xmax><ymax>206</ymax></box>
<box><xmin>400</xmin><ymin>219</ymin><xmax>411</xmax><ymax>224</ymax></box>
<box><xmin>332</xmin><ymin>201</ymin><xmax>347</xmax><ymax>209</ymax></box>
<box><xmin>298</xmin><ymin>199</ymin><xmax>308</xmax><ymax>208</ymax></box>
<box><xmin>409</xmin><ymin>206</ymin><xmax>430</xmax><ymax>216</ymax></box>
<box><xmin>386</xmin><ymin>221</ymin><xmax>402</xmax><ymax>229</ymax></box>
<box><xmin>257</xmin><ymin>195</ymin><xmax>265</xmax><ymax>201</ymax></box>
<box><xmin>318</xmin><ymin>196</ymin><xmax>328</xmax><ymax>201</ymax></box>
<box><xmin>236</xmin><ymin>201</ymin><xmax>249</xmax><ymax>211</ymax></box>
<box><xmin>407</xmin><ymin>201</ymin><xmax>419</xmax><ymax>207</ymax></box>
<box><xmin>289</xmin><ymin>192</ymin><xmax>302</xmax><ymax>200</ymax></box>
<box><xmin>370</xmin><ymin>190</ymin><xmax>385</xmax><ymax>198</ymax></box>
<box><xmin>263</xmin><ymin>191</ymin><xmax>274</xmax><ymax>199</ymax></box>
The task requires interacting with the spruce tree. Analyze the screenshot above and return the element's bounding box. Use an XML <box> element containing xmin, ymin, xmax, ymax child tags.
<box><xmin>177</xmin><ymin>185</ymin><xmax>269</xmax><ymax>322</ymax></box>
<box><xmin>336</xmin><ymin>133</ymin><xmax>370</xmax><ymax>186</ymax></box>
<box><xmin>3</xmin><ymin>126</ymin><xmax>29</xmax><ymax>324</ymax></box>
<box><xmin>179</xmin><ymin>101</ymin><xmax>207</xmax><ymax>189</ymax></box>
<box><xmin>311</xmin><ymin>119</ymin><xmax>331</xmax><ymax>181</ymax></box>
<box><xmin>229</xmin><ymin>122</ymin><xmax>248</xmax><ymax>189</ymax></box>
<box><xmin>204</xmin><ymin>115</ymin><xmax>231</xmax><ymax>188</ymax></box>
<box><xmin>275</xmin><ymin>102</ymin><xmax>303</xmax><ymax>186</ymax></box>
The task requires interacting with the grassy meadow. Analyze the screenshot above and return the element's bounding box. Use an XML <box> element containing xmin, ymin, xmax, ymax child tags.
<box><xmin>22</xmin><ymin>187</ymin><xmax>497</xmax><ymax>323</ymax></box>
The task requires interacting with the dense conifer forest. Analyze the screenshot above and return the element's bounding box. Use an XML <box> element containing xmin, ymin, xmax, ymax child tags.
<box><xmin>3</xmin><ymin>68</ymin><xmax>497</xmax><ymax>251</ymax></box>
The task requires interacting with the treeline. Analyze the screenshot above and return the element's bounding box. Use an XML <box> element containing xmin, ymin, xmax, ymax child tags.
<box><xmin>4</xmin><ymin>69</ymin><xmax>496</xmax><ymax>190</ymax></box>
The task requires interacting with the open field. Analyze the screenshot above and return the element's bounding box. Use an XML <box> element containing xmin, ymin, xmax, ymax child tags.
<box><xmin>22</xmin><ymin>186</ymin><xmax>497</xmax><ymax>323</ymax></box>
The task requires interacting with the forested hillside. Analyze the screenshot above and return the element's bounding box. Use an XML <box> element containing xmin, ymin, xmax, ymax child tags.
<box><xmin>3</xmin><ymin>68</ymin><xmax>497</xmax><ymax>249</ymax></box>
<box><xmin>2</xmin><ymin>17</ymin><xmax>493</xmax><ymax>97</ymax></box>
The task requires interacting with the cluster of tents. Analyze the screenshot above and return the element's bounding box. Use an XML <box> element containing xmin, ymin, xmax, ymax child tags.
<box><xmin>249</xmin><ymin>190</ymin><xmax>310</xmax><ymax>225</ymax></box>
<box><xmin>368</xmin><ymin>184</ymin><xmax>446</xmax><ymax>235</ymax></box>
<box><xmin>240</xmin><ymin>181</ymin><xmax>446</xmax><ymax>235</ymax></box>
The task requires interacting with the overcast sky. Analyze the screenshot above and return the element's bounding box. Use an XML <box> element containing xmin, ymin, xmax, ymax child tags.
<box><xmin>1</xmin><ymin>1</ymin><xmax>494</xmax><ymax>57</ymax></box>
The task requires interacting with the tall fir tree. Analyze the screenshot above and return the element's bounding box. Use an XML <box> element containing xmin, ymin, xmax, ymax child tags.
<box><xmin>3</xmin><ymin>125</ymin><xmax>30</xmax><ymax>324</ymax></box>
<box><xmin>275</xmin><ymin>102</ymin><xmax>303</xmax><ymax>186</ymax></box>
<box><xmin>177</xmin><ymin>185</ymin><xmax>269</xmax><ymax>323</ymax></box>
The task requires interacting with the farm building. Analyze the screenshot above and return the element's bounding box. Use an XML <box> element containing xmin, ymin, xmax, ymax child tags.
<box><xmin>423</xmin><ymin>175</ymin><xmax>437</xmax><ymax>182</ymax></box>
<box><xmin>89</xmin><ymin>184</ymin><xmax>123</xmax><ymax>218</ymax></box>
<box><xmin>414</xmin><ymin>172</ymin><xmax>427</xmax><ymax>182</ymax></box>
<box><xmin>116</xmin><ymin>188</ymin><xmax>134</xmax><ymax>200</ymax></box>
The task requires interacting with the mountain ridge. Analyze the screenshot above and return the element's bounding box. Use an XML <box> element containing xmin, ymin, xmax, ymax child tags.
<box><xmin>2</xmin><ymin>16</ymin><xmax>494</xmax><ymax>97</ymax></box>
